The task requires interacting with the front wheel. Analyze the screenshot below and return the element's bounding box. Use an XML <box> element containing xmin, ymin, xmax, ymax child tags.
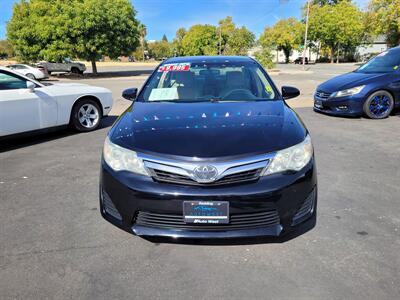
<box><xmin>26</xmin><ymin>73</ymin><xmax>36</xmax><ymax>80</ymax></box>
<box><xmin>363</xmin><ymin>90</ymin><xmax>394</xmax><ymax>119</ymax></box>
<box><xmin>70</xmin><ymin>99</ymin><xmax>102</xmax><ymax>132</ymax></box>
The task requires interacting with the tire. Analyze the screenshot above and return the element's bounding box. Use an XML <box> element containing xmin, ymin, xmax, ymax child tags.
<box><xmin>70</xmin><ymin>98</ymin><xmax>102</xmax><ymax>132</ymax></box>
<box><xmin>71</xmin><ymin>67</ymin><xmax>80</xmax><ymax>74</ymax></box>
<box><xmin>363</xmin><ymin>90</ymin><xmax>394</xmax><ymax>119</ymax></box>
<box><xmin>48</xmin><ymin>71</ymin><xmax>52</xmax><ymax>75</ymax></box>
<box><xmin>26</xmin><ymin>73</ymin><xmax>36</xmax><ymax>80</ymax></box>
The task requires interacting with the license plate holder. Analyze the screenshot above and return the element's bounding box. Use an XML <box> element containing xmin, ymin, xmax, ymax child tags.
<box><xmin>183</xmin><ymin>201</ymin><xmax>229</xmax><ymax>224</ymax></box>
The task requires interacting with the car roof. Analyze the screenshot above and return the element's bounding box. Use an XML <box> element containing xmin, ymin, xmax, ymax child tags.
<box><xmin>163</xmin><ymin>56</ymin><xmax>255</xmax><ymax>64</ymax></box>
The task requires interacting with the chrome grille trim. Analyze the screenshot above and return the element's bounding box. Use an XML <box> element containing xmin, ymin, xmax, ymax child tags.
<box><xmin>139</xmin><ymin>152</ymin><xmax>274</xmax><ymax>186</ymax></box>
<box><xmin>315</xmin><ymin>90</ymin><xmax>331</xmax><ymax>100</ymax></box>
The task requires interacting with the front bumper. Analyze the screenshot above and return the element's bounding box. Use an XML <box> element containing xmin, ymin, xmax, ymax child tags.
<box><xmin>313</xmin><ymin>94</ymin><xmax>365</xmax><ymax>116</ymax></box>
<box><xmin>100</xmin><ymin>158</ymin><xmax>317</xmax><ymax>239</ymax></box>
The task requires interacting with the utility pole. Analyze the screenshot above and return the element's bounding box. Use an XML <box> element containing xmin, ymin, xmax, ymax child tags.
<box><xmin>302</xmin><ymin>0</ymin><xmax>310</xmax><ymax>68</ymax></box>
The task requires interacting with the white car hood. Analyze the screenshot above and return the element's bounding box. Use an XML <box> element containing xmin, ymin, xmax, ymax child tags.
<box><xmin>51</xmin><ymin>83</ymin><xmax>90</xmax><ymax>87</ymax></box>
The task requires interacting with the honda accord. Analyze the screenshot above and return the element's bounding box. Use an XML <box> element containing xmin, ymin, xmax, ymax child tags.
<box><xmin>100</xmin><ymin>56</ymin><xmax>317</xmax><ymax>239</ymax></box>
<box><xmin>314</xmin><ymin>46</ymin><xmax>400</xmax><ymax>119</ymax></box>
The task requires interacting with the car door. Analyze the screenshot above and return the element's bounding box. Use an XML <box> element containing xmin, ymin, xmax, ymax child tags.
<box><xmin>0</xmin><ymin>70</ymin><xmax>57</xmax><ymax>136</ymax></box>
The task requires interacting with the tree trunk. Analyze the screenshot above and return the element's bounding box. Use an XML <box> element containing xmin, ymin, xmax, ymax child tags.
<box><xmin>330</xmin><ymin>47</ymin><xmax>335</xmax><ymax>63</ymax></box>
<box><xmin>283</xmin><ymin>48</ymin><xmax>290</xmax><ymax>63</ymax></box>
<box><xmin>91</xmin><ymin>59</ymin><xmax>97</xmax><ymax>75</ymax></box>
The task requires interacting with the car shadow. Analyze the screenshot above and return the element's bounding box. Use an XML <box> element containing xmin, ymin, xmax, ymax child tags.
<box><xmin>0</xmin><ymin>116</ymin><xmax>117</xmax><ymax>153</ymax></box>
<box><xmin>52</xmin><ymin>69</ymin><xmax>154</xmax><ymax>80</ymax></box>
<box><xmin>141</xmin><ymin>216</ymin><xmax>316</xmax><ymax>246</ymax></box>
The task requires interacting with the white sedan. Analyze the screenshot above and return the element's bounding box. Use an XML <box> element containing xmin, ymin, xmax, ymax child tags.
<box><xmin>0</xmin><ymin>67</ymin><xmax>113</xmax><ymax>137</ymax></box>
<box><xmin>7</xmin><ymin>64</ymin><xmax>48</xmax><ymax>80</ymax></box>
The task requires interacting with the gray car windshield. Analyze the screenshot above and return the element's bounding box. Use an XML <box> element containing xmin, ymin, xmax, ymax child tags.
<box><xmin>139</xmin><ymin>61</ymin><xmax>276</xmax><ymax>102</ymax></box>
<box><xmin>356</xmin><ymin>50</ymin><xmax>400</xmax><ymax>73</ymax></box>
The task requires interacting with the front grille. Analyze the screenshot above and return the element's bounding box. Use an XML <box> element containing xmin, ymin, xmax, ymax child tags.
<box><xmin>315</xmin><ymin>90</ymin><xmax>331</xmax><ymax>100</ymax></box>
<box><xmin>135</xmin><ymin>210</ymin><xmax>280</xmax><ymax>231</ymax></box>
<box><xmin>149</xmin><ymin>168</ymin><xmax>263</xmax><ymax>186</ymax></box>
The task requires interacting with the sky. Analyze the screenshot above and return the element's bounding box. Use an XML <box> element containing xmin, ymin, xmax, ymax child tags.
<box><xmin>0</xmin><ymin>0</ymin><xmax>369</xmax><ymax>41</ymax></box>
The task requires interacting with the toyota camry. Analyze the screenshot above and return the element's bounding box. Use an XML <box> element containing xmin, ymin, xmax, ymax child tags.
<box><xmin>100</xmin><ymin>56</ymin><xmax>317</xmax><ymax>239</ymax></box>
<box><xmin>314</xmin><ymin>46</ymin><xmax>400</xmax><ymax>119</ymax></box>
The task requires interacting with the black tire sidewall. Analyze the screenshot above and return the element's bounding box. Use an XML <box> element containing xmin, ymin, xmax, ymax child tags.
<box><xmin>70</xmin><ymin>99</ymin><xmax>102</xmax><ymax>132</ymax></box>
<box><xmin>71</xmin><ymin>67</ymin><xmax>80</xmax><ymax>74</ymax></box>
<box><xmin>363</xmin><ymin>90</ymin><xmax>394</xmax><ymax>119</ymax></box>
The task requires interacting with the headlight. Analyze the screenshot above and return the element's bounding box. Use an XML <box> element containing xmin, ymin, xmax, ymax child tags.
<box><xmin>262</xmin><ymin>135</ymin><xmax>313</xmax><ymax>176</ymax></box>
<box><xmin>103</xmin><ymin>137</ymin><xmax>149</xmax><ymax>176</ymax></box>
<box><xmin>332</xmin><ymin>85</ymin><xmax>364</xmax><ymax>98</ymax></box>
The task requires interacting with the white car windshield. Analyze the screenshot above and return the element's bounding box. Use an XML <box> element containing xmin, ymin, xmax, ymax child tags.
<box><xmin>139</xmin><ymin>61</ymin><xmax>277</xmax><ymax>102</ymax></box>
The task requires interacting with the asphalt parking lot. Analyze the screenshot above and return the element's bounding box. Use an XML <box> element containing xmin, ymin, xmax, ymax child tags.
<box><xmin>1</xmin><ymin>64</ymin><xmax>400</xmax><ymax>299</ymax></box>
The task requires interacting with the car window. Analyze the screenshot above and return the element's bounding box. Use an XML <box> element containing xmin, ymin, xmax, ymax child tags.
<box><xmin>357</xmin><ymin>50</ymin><xmax>400</xmax><ymax>73</ymax></box>
<box><xmin>0</xmin><ymin>71</ymin><xmax>28</xmax><ymax>90</ymax></box>
<box><xmin>139</xmin><ymin>61</ymin><xmax>277</xmax><ymax>102</ymax></box>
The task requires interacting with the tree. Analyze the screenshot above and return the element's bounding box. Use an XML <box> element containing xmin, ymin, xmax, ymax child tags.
<box><xmin>260</xmin><ymin>18</ymin><xmax>304</xmax><ymax>63</ymax></box>
<box><xmin>218</xmin><ymin>17</ymin><xmax>255</xmax><ymax>55</ymax></box>
<box><xmin>308</xmin><ymin>1</ymin><xmax>365</xmax><ymax>63</ymax></box>
<box><xmin>138</xmin><ymin>24</ymin><xmax>147</xmax><ymax>61</ymax></box>
<box><xmin>172</xmin><ymin>28</ymin><xmax>186</xmax><ymax>56</ymax></box>
<box><xmin>148</xmin><ymin>41</ymin><xmax>172</xmax><ymax>60</ymax></box>
<box><xmin>367</xmin><ymin>0</ymin><xmax>400</xmax><ymax>47</ymax></box>
<box><xmin>0</xmin><ymin>40</ymin><xmax>14</xmax><ymax>58</ymax></box>
<box><xmin>7</xmin><ymin>0</ymin><xmax>140</xmax><ymax>74</ymax></box>
<box><xmin>181</xmin><ymin>25</ymin><xmax>218</xmax><ymax>56</ymax></box>
<box><xmin>254</xmin><ymin>48</ymin><xmax>275</xmax><ymax>69</ymax></box>
<box><xmin>162</xmin><ymin>34</ymin><xmax>168</xmax><ymax>42</ymax></box>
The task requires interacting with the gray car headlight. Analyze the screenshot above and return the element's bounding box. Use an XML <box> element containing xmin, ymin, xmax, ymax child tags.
<box><xmin>331</xmin><ymin>85</ymin><xmax>365</xmax><ymax>98</ymax></box>
<box><xmin>262</xmin><ymin>135</ymin><xmax>313</xmax><ymax>176</ymax></box>
<box><xmin>103</xmin><ymin>137</ymin><xmax>149</xmax><ymax>176</ymax></box>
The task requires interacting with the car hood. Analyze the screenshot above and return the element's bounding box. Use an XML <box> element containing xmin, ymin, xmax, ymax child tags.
<box><xmin>51</xmin><ymin>83</ymin><xmax>89</xmax><ymax>87</ymax></box>
<box><xmin>317</xmin><ymin>71</ymin><xmax>389</xmax><ymax>93</ymax></box>
<box><xmin>110</xmin><ymin>101</ymin><xmax>307</xmax><ymax>158</ymax></box>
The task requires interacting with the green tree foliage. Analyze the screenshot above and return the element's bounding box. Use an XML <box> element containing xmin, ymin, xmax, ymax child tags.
<box><xmin>172</xmin><ymin>28</ymin><xmax>186</xmax><ymax>56</ymax></box>
<box><xmin>259</xmin><ymin>18</ymin><xmax>304</xmax><ymax>63</ymax></box>
<box><xmin>367</xmin><ymin>0</ymin><xmax>400</xmax><ymax>47</ymax></box>
<box><xmin>177</xmin><ymin>17</ymin><xmax>254</xmax><ymax>57</ymax></box>
<box><xmin>7</xmin><ymin>0</ymin><xmax>140</xmax><ymax>74</ymax></box>
<box><xmin>308</xmin><ymin>1</ymin><xmax>365</xmax><ymax>62</ymax></box>
<box><xmin>162</xmin><ymin>34</ymin><xmax>168</xmax><ymax>42</ymax></box>
<box><xmin>181</xmin><ymin>25</ymin><xmax>219</xmax><ymax>56</ymax></box>
<box><xmin>148</xmin><ymin>41</ymin><xmax>172</xmax><ymax>60</ymax></box>
<box><xmin>254</xmin><ymin>48</ymin><xmax>275</xmax><ymax>69</ymax></box>
<box><xmin>218</xmin><ymin>17</ymin><xmax>255</xmax><ymax>55</ymax></box>
<box><xmin>0</xmin><ymin>40</ymin><xmax>14</xmax><ymax>58</ymax></box>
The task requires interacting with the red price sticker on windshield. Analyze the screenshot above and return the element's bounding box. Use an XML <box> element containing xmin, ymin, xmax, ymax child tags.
<box><xmin>158</xmin><ymin>63</ymin><xmax>190</xmax><ymax>72</ymax></box>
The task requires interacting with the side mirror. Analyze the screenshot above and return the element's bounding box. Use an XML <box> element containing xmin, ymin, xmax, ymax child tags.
<box><xmin>281</xmin><ymin>86</ymin><xmax>300</xmax><ymax>100</ymax></box>
<box><xmin>122</xmin><ymin>88</ymin><xmax>138</xmax><ymax>101</ymax></box>
<box><xmin>26</xmin><ymin>81</ymin><xmax>36</xmax><ymax>92</ymax></box>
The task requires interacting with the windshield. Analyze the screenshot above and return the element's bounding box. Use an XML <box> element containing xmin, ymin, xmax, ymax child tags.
<box><xmin>138</xmin><ymin>61</ymin><xmax>277</xmax><ymax>102</ymax></box>
<box><xmin>356</xmin><ymin>50</ymin><xmax>400</xmax><ymax>73</ymax></box>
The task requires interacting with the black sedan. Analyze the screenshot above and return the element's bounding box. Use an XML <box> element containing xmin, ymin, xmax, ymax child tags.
<box><xmin>314</xmin><ymin>46</ymin><xmax>400</xmax><ymax>119</ymax></box>
<box><xmin>100</xmin><ymin>56</ymin><xmax>317</xmax><ymax>240</ymax></box>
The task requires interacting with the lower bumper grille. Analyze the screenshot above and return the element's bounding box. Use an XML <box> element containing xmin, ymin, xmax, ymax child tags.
<box><xmin>135</xmin><ymin>210</ymin><xmax>280</xmax><ymax>231</ymax></box>
<box><xmin>101</xmin><ymin>189</ymin><xmax>122</xmax><ymax>221</ymax></box>
<box><xmin>292</xmin><ymin>188</ymin><xmax>316</xmax><ymax>225</ymax></box>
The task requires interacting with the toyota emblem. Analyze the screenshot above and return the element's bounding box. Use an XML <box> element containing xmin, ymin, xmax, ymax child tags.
<box><xmin>193</xmin><ymin>165</ymin><xmax>218</xmax><ymax>183</ymax></box>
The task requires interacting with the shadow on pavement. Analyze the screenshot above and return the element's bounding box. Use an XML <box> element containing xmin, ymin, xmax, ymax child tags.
<box><xmin>0</xmin><ymin>116</ymin><xmax>117</xmax><ymax>153</ymax></box>
<box><xmin>53</xmin><ymin>69</ymin><xmax>154</xmax><ymax>80</ymax></box>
